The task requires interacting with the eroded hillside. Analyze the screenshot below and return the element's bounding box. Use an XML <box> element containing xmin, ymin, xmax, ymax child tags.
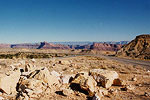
<box><xmin>116</xmin><ymin>34</ymin><xmax>150</xmax><ymax>59</ymax></box>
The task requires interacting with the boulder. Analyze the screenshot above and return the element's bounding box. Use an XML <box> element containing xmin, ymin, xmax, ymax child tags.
<box><xmin>125</xmin><ymin>85</ymin><xmax>135</xmax><ymax>90</ymax></box>
<box><xmin>24</xmin><ymin>89</ymin><xmax>34</xmax><ymax>96</ymax></box>
<box><xmin>95</xmin><ymin>87</ymin><xmax>108</xmax><ymax>96</ymax></box>
<box><xmin>24</xmin><ymin>64</ymin><xmax>31</xmax><ymax>72</ymax></box>
<box><xmin>0</xmin><ymin>69</ymin><xmax>21</xmax><ymax>94</ymax></box>
<box><xmin>79</xmin><ymin>71</ymin><xmax>89</xmax><ymax>76</ymax></box>
<box><xmin>91</xmin><ymin>87</ymin><xmax>108</xmax><ymax>99</ymax></box>
<box><xmin>70</xmin><ymin>73</ymin><xmax>97</xmax><ymax>96</ymax></box>
<box><xmin>60</xmin><ymin>74</ymin><xmax>75</xmax><ymax>84</ymax></box>
<box><xmin>31</xmin><ymin>58</ymin><xmax>36</xmax><ymax>63</ymax></box>
<box><xmin>92</xmin><ymin>94</ymin><xmax>101</xmax><ymax>100</ymax></box>
<box><xmin>28</xmin><ymin>67</ymin><xmax>59</xmax><ymax>86</ymax></box>
<box><xmin>121</xmin><ymin>85</ymin><xmax>135</xmax><ymax>91</ymax></box>
<box><xmin>90</xmin><ymin>69</ymin><xmax>119</xmax><ymax>88</ymax></box>
<box><xmin>50</xmin><ymin>70</ymin><xmax>61</xmax><ymax>77</ymax></box>
<box><xmin>59</xmin><ymin>60</ymin><xmax>70</xmax><ymax>65</ymax></box>
<box><xmin>108</xmin><ymin>88</ymin><xmax>118</xmax><ymax>94</ymax></box>
<box><xmin>24</xmin><ymin>64</ymin><xmax>35</xmax><ymax>72</ymax></box>
<box><xmin>131</xmin><ymin>77</ymin><xmax>137</xmax><ymax>81</ymax></box>
<box><xmin>113</xmin><ymin>78</ymin><xmax>122</xmax><ymax>86</ymax></box>
<box><xmin>59</xmin><ymin>88</ymin><xmax>74</xmax><ymax>96</ymax></box>
<box><xmin>18</xmin><ymin>78</ymin><xmax>46</xmax><ymax>95</ymax></box>
<box><xmin>17</xmin><ymin>67</ymin><xmax>60</xmax><ymax>99</ymax></box>
<box><xmin>144</xmin><ymin>92</ymin><xmax>150</xmax><ymax>97</ymax></box>
<box><xmin>18</xmin><ymin>60</ymin><xmax>26</xmax><ymax>66</ymax></box>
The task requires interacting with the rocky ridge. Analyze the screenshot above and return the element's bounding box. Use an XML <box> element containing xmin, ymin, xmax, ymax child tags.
<box><xmin>116</xmin><ymin>34</ymin><xmax>150</xmax><ymax>59</ymax></box>
<box><xmin>90</xmin><ymin>43</ymin><xmax>122</xmax><ymax>51</ymax></box>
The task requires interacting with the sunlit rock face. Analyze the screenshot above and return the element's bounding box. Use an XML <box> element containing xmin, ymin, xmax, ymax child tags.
<box><xmin>37</xmin><ymin>42</ymin><xmax>70</xmax><ymax>49</ymax></box>
<box><xmin>116</xmin><ymin>34</ymin><xmax>150</xmax><ymax>59</ymax></box>
<box><xmin>90</xmin><ymin>43</ymin><xmax>122</xmax><ymax>51</ymax></box>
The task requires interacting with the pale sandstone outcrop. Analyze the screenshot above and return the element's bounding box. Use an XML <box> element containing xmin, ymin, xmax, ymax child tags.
<box><xmin>70</xmin><ymin>73</ymin><xmax>97</xmax><ymax>96</ymax></box>
<box><xmin>28</xmin><ymin>67</ymin><xmax>59</xmax><ymax>86</ymax></box>
<box><xmin>58</xmin><ymin>60</ymin><xmax>70</xmax><ymax>65</ymax></box>
<box><xmin>90</xmin><ymin>69</ymin><xmax>119</xmax><ymax>88</ymax></box>
<box><xmin>60</xmin><ymin>74</ymin><xmax>74</xmax><ymax>84</ymax></box>
<box><xmin>17</xmin><ymin>67</ymin><xmax>60</xmax><ymax>99</ymax></box>
<box><xmin>0</xmin><ymin>69</ymin><xmax>21</xmax><ymax>94</ymax></box>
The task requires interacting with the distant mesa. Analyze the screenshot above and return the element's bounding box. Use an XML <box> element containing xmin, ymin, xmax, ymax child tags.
<box><xmin>10</xmin><ymin>42</ymin><xmax>70</xmax><ymax>50</ymax></box>
<box><xmin>37</xmin><ymin>42</ymin><xmax>70</xmax><ymax>49</ymax></box>
<box><xmin>0</xmin><ymin>41</ymin><xmax>129</xmax><ymax>52</ymax></box>
<box><xmin>11</xmin><ymin>43</ymin><xmax>40</xmax><ymax>49</ymax></box>
<box><xmin>0</xmin><ymin>44</ymin><xmax>10</xmax><ymax>48</ymax></box>
<box><xmin>90</xmin><ymin>43</ymin><xmax>122</xmax><ymax>51</ymax></box>
<box><xmin>69</xmin><ymin>44</ymin><xmax>91</xmax><ymax>50</ymax></box>
<box><xmin>38</xmin><ymin>42</ymin><xmax>123</xmax><ymax>51</ymax></box>
<box><xmin>116</xmin><ymin>34</ymin><xmax>150</xmax><ymax>59</ymax></box>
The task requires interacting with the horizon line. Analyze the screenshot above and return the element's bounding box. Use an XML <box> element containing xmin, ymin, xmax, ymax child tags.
<box><xmin>0</xmin><ymin>40</ymin><xmax>129</xmax><ymax>44</ymax></box>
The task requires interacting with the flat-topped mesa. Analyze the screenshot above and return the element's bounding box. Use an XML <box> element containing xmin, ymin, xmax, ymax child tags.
<box><xmin>116</xmin><ymin>34</ymin><xmax>150</xmax><ymax>59</ymax></box>
<box><xmin>11</xmin><ymin>43</ymin><xmax>40</xmax><ymax>49</ymax></box>
<box><xmin>37</xmin><ymin>41</ymin><xmax>70</xmax><ymax>49</ymax></box>
<box><xmin>0</xmin><ymin>44</ymin><xmax>10</xmax><ymax>48</ymax></box>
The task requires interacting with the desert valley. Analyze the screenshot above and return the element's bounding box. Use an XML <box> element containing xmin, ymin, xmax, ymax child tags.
<box><xmin>0</xmin><ymin>34</ymin><xmax>149</xmax><ymax>100</ymax></box>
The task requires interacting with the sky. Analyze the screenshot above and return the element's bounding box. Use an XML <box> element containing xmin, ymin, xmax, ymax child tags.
<box><xmin>0</xmin><ymin>0</ymin><xmax>150</xmax><ymax>43</ymax></box>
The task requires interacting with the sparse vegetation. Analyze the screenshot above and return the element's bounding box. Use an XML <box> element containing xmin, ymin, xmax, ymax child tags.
<box><xmin>0</xmin><ymin>52</ymin><xmax>77</xmax><ymax>59</ymax></box>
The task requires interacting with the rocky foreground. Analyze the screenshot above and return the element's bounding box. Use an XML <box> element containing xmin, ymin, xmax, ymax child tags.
<box><xmin>0</xmin><ymin>56</ymin><xmax>150</xmax><ymax>100</ymax></box>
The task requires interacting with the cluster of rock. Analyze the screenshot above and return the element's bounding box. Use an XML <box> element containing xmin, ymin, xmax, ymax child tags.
<box><xmin>70</xmin><ymin>69</ymin><xmax>122</xmax><ymax>99</ymax></box>
<box><xmin>116</xmin><ymin>34</ymin><xmax>150</xmax><ymax>59</ymax></box>
<box><xmin>0</xmin><ymin>59</ymin><xmax>123</xmax><ymax>100</ymax></box>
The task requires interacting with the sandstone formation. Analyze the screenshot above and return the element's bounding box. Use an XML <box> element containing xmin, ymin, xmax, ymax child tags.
<box><xmin>69</xmin><ymin>44</ymin><xmax>91</xmax><ymax>50</ymax></box>
<box><xmin>17</xmin><ymin>67</ymin><xmax>60</xmax><ymax>100</ymax></box>
<box><xmin>90</xmin><ymin>43</ymin><xmax>122</xmax><ymax>51</ymax></box>
<box><xmin>37</xmin><ymin>42</ymin><xmax>70</xmax><ymax>49</ymax></box>
<box><xmin>27</xmin><ymin>67</ymin><xmax>60</xmax><ymax>86</ymax></box>
<box><xmin>0</xmin><ymin>44</ymin><xmax>10</xmax><ymax>48</ymax></box>
<box><xmin>0</xmin><ymin>41</ymin><xmax>126</xmax><ymax>52</ymax></box>
<box><xmin>0</xmin><ymin>69</ymin><xmax>21</xmax><ymax>94</ymax></box>
<box><xmin>11</xmin><ymin>43</ymin><xmax>40</xmax><ymax>49</ymax></box>
<box><xmin>116</xmin><ymin>34</ymin><xmax>150</xmax><ymax>59</ymax></box>
<box><xmin>70</xmin><ymin>73</ymin><xmax>97</xmax><ymax>96</ymax></box>
<box><xmin>89</xmin><ymin>69</ymin><xmax>119</xmax><ymax>88</ymax></box>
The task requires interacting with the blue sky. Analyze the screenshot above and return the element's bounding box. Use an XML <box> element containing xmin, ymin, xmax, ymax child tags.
<box><xmin>0</xmin><ymin>0</ymin><xmax>150</xmax><ymax>43</ymax></box>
